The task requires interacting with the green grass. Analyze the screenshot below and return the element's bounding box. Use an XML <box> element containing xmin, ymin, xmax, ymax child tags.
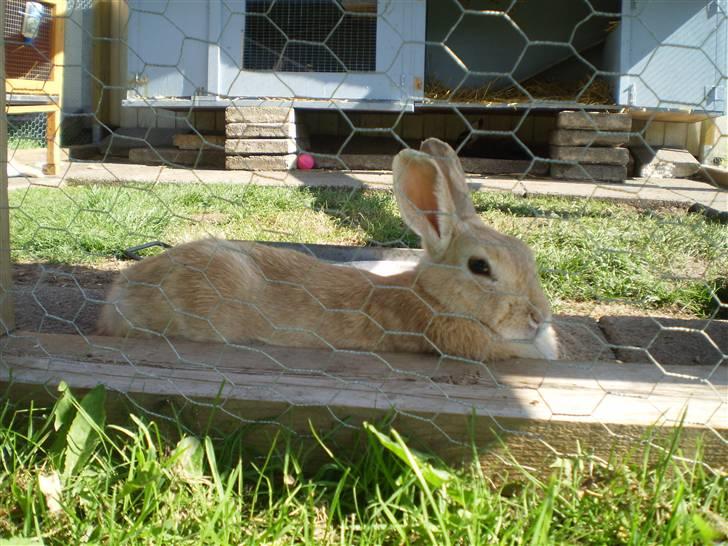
<box><xmin>8</xmin><ymin>137</ymin><xmax>45</xmax><ymax>150</ymax></box>
<box><xmin>8</xmin><ymin>184</ymin><xmax>727</xmax><ymax>315</ymax></box>
<box><xmin>1</xmin><ymin>387</ymin><xmax>726</xmax><ymax>545</ymax></box>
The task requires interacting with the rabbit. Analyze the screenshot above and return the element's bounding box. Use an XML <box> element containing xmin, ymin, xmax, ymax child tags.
<box><xmin>97</xmin><ymin>138</ymin><xmax>558</xmax><ymax>362</ymax></box>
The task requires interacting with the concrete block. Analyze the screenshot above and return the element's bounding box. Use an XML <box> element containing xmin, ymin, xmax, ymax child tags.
<box><xmin>129</xmin><ymin>147</ymin><xmax>225</xmax><ymax>168</ymax></box>
<box><xmin>632</xmin><ymin>147</ymin><xmax>700</xmax><ymax>179</ymax></box>
<box><xmin>225</xmin><ymin>139</ymin><xmax>297</xmax><ymax>155</ymax></box>
<box><xmin>225</xmin><ymin>154</ymin><xmax>297</xmax><ymax>170</ymax></box>
<box><xmin>557</xmin><ymin>110</ymin><xmax>632</xmax><ymax>132</ymax></box>
<box><xmin>173</xmin><ymin>134</ymin><xmax>225</xmax><ymax>150</ymax></box>
<box><xmin>226</xmin><ymin>122</ymin><xmax>296</xmax><ymax>138</ymax></box>
<box><xmin>549</xmin><ymin>146</ymin><xmax>629</xmax><ymax>166</ymax></box>
<box><xmin>550</xmin><ymin>163</ymin><xmax>627</xmax><ymax>182</ymax></box>
<box><xmin>550</xmin><ymin>129</ymin><xmax>629</xmax><ymax>147</ymax></box>
<box><xmin>225</xmin><ymin>106</ymin><xmax>293</xmax><ymax>124</ymax></box>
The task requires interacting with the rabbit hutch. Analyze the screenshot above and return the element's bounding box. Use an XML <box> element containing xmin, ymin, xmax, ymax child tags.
<box><xmin>113</xmin><ymin>0</ymin><xmax>727</xmax><ymax>176</ymax></box>
<box><xmin>4</xmin><ymin>0</ymin><xmax>65</xmax><ymax>174</ymax></box>
<box><xmin>0</xmin><ymin>0</ymin><xmax>726</xmax><ymax>471</ymax></box>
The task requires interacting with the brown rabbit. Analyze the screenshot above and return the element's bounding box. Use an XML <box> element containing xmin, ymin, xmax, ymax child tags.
<box><xmin>97</xmin><ymin>138</ymin><xmax>558</xmax><ymax>361</ymax></box>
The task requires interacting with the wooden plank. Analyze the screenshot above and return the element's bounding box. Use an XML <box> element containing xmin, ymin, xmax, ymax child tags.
<box><xmin>44</xmin><ymin>108</ymin><xmax>62</xmax><ymax>175</ymax></box>
<box><xmin>663</xmin><ymin>122</ymin><xmax>688</xmax><ymax>149</ymax></box>
<box><xmin>6</xmin><ymin>104</ymin><xmax>59</xmax><ymax>114</ymax></box>
<box><xmin>0</xmin><ymin>6</ymin><xmax>16</xmax><ymax>334</ymax></box>
<box><xmin>0</xmin><ymin>333</ymin><xmax>725</xmax><ymax>470</ymax></box>
<box><xmin>5</xmin><ymin>79</ymin><xmax>61</xmax><ymax>96</ymax></box>
<box><xmin>628</xmin><ymin>110</ymin><xmax>713</xmax><ymax>123</ymax></box>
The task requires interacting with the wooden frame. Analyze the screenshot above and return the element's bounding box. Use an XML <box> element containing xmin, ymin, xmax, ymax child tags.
<box><xmin>1</xmin><ymin>332</ymin><xmax>725</xmax><ymax>470</ymax></box>
<box><xmin>4</xmin><ymin>0</ymin><xmax>65</xmax><ymax>175</ymax></box>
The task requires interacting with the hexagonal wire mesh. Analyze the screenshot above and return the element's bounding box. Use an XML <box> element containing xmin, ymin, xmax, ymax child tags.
<box><xmin>1</xmin><ymin>0</ymin><xmax>726</xmax><ymax>470</ymax></box>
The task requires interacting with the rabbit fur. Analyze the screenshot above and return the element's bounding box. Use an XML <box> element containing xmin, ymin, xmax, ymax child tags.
<box><xmin>97</xmin><ymin>138</ymin><xmax>558</xmax><ymax>361</ymax></box>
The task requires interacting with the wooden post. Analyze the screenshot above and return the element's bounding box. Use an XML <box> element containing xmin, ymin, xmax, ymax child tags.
<box><xmin>44</xmin><ymin>0</ymin><xmax>66</xmax><ymax>175</ymax></box>
<box><xmin>0</xmin><ymin>5</ymin><xmax>16</xmax><ymax>334</ymax></box>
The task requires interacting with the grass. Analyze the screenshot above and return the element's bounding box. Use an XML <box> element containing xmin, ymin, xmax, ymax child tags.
<box><xmin>8</xmin><ymin>184</ymin><xmax>728</xmax><ymax>315</ymax></box>
<box><xmin>0</xmin><ymin>386</ymin><xmax>726</xmax><ymax>545</ymax></box>
<box><xmin>7</xmin><ymin>137</ymin><xmax>45</xmax><ymax>150</ymax></box>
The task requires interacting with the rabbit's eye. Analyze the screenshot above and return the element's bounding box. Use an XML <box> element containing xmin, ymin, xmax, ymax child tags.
<box><xmin>468</xmin><ymin>257</ymin><xmax>491</xmax><ymax>277</ymax></box>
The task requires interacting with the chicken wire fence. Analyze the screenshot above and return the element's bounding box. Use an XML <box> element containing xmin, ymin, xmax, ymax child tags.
<box><xmin>1</xmin><ymin>0</ymin><xmax>726</xmax><ymax>470</ymax></box>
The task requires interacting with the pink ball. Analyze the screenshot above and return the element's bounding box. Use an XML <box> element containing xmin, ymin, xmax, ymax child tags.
<box><xmin>297</xmin><ymin>153</ymin><xmax>315</xmax><ymax>170</ymax></box>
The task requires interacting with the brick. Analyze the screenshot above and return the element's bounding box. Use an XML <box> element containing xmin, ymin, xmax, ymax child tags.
<box><xmin>225</xmin><ymin>106</ymin><xmax>293</xmax><ymax>124</ymax></box>
<box><xmin>173</xmin><ymin>134</ymin><xmax>225</xmax><ymax>150</ymax></box>
<box><xmin>225</xmin><ymin>154</ymin><xmax>297</xmax><ymax>170</ymax></box>
<box><xmin>633</xmin><ymin>147</ymin><xmax>700</xmax><ymax>179</ymax></box>
<box><xmin>550</xmin><ymin>163</ymin><xmax>627</xmax><ymax>182</ymax></box>
<box><xmin>129</xmin><ymin>147</ymin><xmax>225</xmax><ymax>168</ymax></box>
<box><xmin>226</xmin><ymin>122</ymin><xmax>296</xmax><ymax>138</ymax></box>
<box><xmin>549</xmin><ymin>146</ymin><xmax>629</xmax><ymax>166</ymax></box>
<box><xmin>225</xmin><ymin>138</ymin><xmax>297</xmax><ymax>155</ymax></box>
<box><xmin>550</xmin><ymin>129</ymin><xmax>629</xmax><ymax>147</ymax></box>
<box><xmin>557</xmin><ymin>110</ymin><xmax>632</xmax><ymax>132</ymax></box>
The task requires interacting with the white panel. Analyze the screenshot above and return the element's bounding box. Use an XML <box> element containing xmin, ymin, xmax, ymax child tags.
<box><xmin>127</xmin><ymin>0</ymin><xmax>209</xmax><ymax>98</ymax></box>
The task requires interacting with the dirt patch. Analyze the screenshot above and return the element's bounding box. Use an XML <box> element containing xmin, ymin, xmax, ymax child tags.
<box><xmin>599</xmin><ymin>316</ymin><xmax>727</xmax><ymax>367</ymax></box>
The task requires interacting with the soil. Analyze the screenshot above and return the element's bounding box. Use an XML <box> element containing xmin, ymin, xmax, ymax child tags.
<box><xmin>8</xmin><ymin>262</ymin><xmax>727</xmax><ymax>367</ymax></box>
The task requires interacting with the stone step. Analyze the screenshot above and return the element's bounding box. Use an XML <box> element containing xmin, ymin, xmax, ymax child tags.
<box><xmin>632</xmin><ymin>147</ymin><xmax>700</xmax><ymax>179</ymax></box>
<box><xmin>550</xmin><ymin>129</ymin><xmax>629</xmax><ymax>147</ymax></box>
<box><xmin>226</xmin><ymin>122</ymin><xmax>296</xmax><ymax>138</ymax></box>
<box><xmin>225</xmin><ymin>138</ymin><xmax>297</xmax><ymax>155</ymax></box>
<box><xmin>225</xmin><ymin>154</ymin><xmax>297</xmax><ymax>171</ymax></box>
<box><xmin>557</xmin><ymin>110</ymin><xmax>632</xmax><ymax>132</ymax></box>
<box><xmin>173</xmin><ymin>134</ymin><xmax>225</xmax><ymax>150</ymax></box>
<box><xmin>550</xmin><ymin>145</ymin><xmax>629</xmax><ymax>166</ymax></box>
<box><xmin>550</xmin><ymin>163</ymin><xmax>627</xmax><ymax>183</ymax></box>
<box><xmin>129</xmin><ymin>147</ymin><xmax>225</xmax><ymax>168</ymax></box>
<box><xmin>225</xmin><ymin>106</ymin><xmax>294</xmax><ymax>124</ymax></box>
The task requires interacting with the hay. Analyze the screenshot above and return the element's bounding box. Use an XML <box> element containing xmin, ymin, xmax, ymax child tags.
<box><xmin>425</xmin><ymin>77</ymin><xmax>614</xmax><ymax>106</ymax></box>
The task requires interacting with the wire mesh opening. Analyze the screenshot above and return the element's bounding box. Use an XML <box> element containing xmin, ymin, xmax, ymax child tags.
<box><xmin>243</xmin><ymin>0</ymin><xmax>377</xmax><ymax>72</ymax></box>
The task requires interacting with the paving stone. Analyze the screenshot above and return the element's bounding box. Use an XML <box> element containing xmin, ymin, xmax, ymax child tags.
<box><xmin>314</xmin><ymin>154</ymin><xmax>550</xmax><ymax>175</ymax></box>
<box><xmin>225</xmin><ymin>106</ymin><xmax>293</xmax><ymax>124</ymax></box>
<box><xmin>129</xmin><ymin>147</ymin><xmax>225</xmax><ymax>168</ymax></box>
<box><xmin>633</xmin><ymin>147</ymin><xmax>700</xmax><ymax>179</ymax></box>
<box><xmin>226</xmin><ymin>122</ymin><xmax>297</xmax><ymax>138</ymax></box>
<box><xmin>225</xmin><ymin>154</ymin><xmax>297</xmax><ymax>170</ymax></box>
<box><xmin>598</xmin><ymin>316</ymin><xmax>727</xmax><ymax>366</ymax></box>
<box><xmin>225</xmin><ymin>138</ymin><xmax>297</xmax><ymax>155</ymax></box>
<box><xmin>550</xmin><ymin>145</ymin><xmax>629</xmax><ymax>166</ymax></box>
<box><xmin>557</xmin><ymin>110</ymin><xmax>632</xmax><ymax>132</ymax></box>
<box><xmin>550</xmin><ymin>129</ymin><xmax>629</xmax><ymax>147</ymax></box>
<box><xmin>550</xmin><ymin>163</ymin><xmax>627</xmax><ymax>182</ymax></box>
<box><xmin>173</xmin><ymin>134</ymin><xmax>225</xmax><ymax>150</ymax></box>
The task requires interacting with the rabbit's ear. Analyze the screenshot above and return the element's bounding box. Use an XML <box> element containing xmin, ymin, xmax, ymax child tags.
<box><xmin>393</xmin><ymin>149</ymin><xmax>457</xmax><ymax>259</ymax></box>
<box><xmin>420</xmin><ymin>138</ymin><xmax>476</xmax><ymax>218</ymax></box>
